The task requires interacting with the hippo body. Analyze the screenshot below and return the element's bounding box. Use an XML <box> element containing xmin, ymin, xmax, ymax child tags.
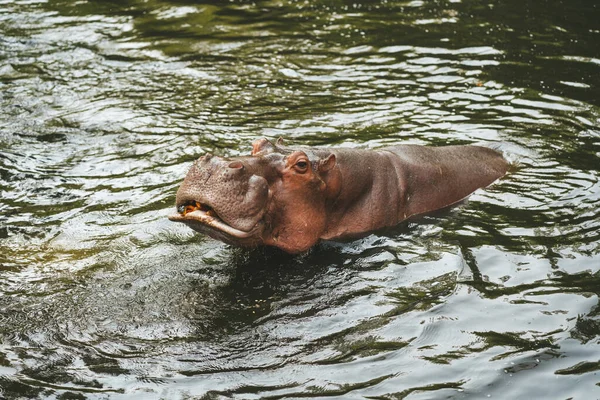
<box><xmin>169</xmin><ymin>138</ymin><xmax>508</xmax><ymax>253</ymax></box>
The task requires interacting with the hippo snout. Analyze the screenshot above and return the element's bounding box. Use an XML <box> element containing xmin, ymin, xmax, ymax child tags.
<box><xmin>174</xmin><ymin>154</ymin><xmax>270</xmax><ymax>234</ymax></box>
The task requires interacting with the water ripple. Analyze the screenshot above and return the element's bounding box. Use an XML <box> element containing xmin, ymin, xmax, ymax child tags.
<box><xmin>1</xmin><ymin>0</ymin><xmax>600</xmax><ymax>398</ymax></box>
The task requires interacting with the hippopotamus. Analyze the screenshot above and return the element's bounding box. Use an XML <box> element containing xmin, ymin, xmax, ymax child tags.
<box><xmin>169</xmin><ymin>138</ymin><xmax>508</xmax><ymax>253</ymax></box>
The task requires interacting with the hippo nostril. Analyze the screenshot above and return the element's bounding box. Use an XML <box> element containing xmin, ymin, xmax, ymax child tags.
<box><xmin>198</xmin><ymin>154</ymin><xmax>213</xmax><ymax>164</ymax></box>
<box><xmin>228</xmin><ymin>161</ymin><xmax>243</xmax><ymax>169</ymax></box>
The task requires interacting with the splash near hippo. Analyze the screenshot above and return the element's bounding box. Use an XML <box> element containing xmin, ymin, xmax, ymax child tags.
<box><xmin>169</xmin><ymin>138</ymin><xmax>508</xmax><ymax>253</ymax></box>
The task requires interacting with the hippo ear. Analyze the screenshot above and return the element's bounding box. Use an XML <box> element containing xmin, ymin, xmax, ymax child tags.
<box><xmin>318</xmin><ymin>154</ymin><xmax>336</xmax><ymax>173</ymax></box>
<box><xmin>276</xmin><ymin>137</ymin><xmax>285</xmax><ymax>146</ymax></box>
<box><xmin>251</xmin><ymin>138</ymin><xmax>275</xmax><ymax>155</ymax></box>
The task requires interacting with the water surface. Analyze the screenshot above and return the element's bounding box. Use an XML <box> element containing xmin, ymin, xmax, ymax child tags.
<box><xmin>1</xmin><ymin>0</ymin><xmax>600</xmax><ymax>398</ymax></box>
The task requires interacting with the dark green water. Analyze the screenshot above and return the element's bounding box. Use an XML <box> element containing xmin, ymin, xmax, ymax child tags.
<box><xmin>1</xmin><ymin>0</ymin><xmax>599</xmax><ymax>398</ymax></box>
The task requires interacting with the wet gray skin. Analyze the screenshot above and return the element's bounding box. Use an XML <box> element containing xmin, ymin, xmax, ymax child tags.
<box><xmin>169</xmin><ymin>154</ymin><xmax>271</xmax><ymax>245</ymax></box>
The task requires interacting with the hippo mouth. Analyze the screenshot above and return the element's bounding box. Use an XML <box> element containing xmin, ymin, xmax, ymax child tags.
<box><xmin>168</xmin><ymin>200</ymin><xmax>258</xmax><ymax>239</ymax></box>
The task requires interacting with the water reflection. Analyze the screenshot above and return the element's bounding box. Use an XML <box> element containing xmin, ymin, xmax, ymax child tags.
<box><xmin>1</xmin><ymin>0</ymin><xmax>600</xmax><ymax>398</ymax></box>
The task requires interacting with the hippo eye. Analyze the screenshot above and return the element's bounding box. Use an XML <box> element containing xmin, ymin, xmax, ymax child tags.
<box><xmin>294</xmin><ymin>160</ymin><xmax>309</xmax><ymax>173</ymax></box>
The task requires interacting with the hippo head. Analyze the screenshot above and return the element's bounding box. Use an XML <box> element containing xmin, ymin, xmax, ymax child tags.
<box><xmin>169</xmin><ymin>138</ymin><xmax>340</xmax><ymax>253</ymax></box>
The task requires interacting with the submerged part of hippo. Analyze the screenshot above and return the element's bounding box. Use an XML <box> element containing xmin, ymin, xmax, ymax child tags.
<box><xmin>168</xmin><ymin>138</ymin><xmax>508</xmax><ymax>253</ymax></box>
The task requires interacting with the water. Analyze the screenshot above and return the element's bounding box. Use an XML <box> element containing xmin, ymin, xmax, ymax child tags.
<box><xmin>1</xmin><ymin>0</ymin><xmax>599</xmax><ymax>398</ymax></box>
